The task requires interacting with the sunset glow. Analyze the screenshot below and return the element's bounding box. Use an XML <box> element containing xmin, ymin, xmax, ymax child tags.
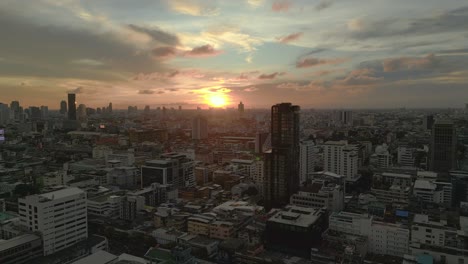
<box><xmin>207</xmin><ymin>94</ymin><xmax>228</xmax><ymax>108</ymax></box>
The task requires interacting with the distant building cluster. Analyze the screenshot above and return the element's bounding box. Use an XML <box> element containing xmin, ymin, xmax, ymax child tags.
<box><xmin>1</xmin><ymin>96</ymin><xmax>468</xmax><ymax>264</ymax></box>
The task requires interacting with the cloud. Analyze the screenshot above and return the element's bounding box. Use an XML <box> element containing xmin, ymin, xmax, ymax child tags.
<box><xmin>152</xmin><ymin>46</ymin><xmax>178</xmax><ymax>59</ymax></box>
<box><xmin>277</xmin><ymin>81</ymin><xmax>326</xmax><ymax>92</ymax></box>
<box><xmin>315</xmin><ymin>0</ymin><xmax>333</xmax><ymax>11</ymax></box>
<box><xmin>200</xmin><ymin>25</ymin><xmax>263</xmax><ymax>52</ymax></box>
<box><xmin>346</xmin><ymin>6</ymin><xmax>468</xmax><ymax>40</ymax></box>
<box><xmin>296</xmin><ymin>57</ymin><xmax>347</xmax><ymax>68</ymax></box>
<box><xmin>272</xmin><ymin>0</ymin><xmax>291</xmax><ymax>12</ymax></box>
<box><xmin>184</xmin><ymin>44</ymin><xmax>223</xmax><ymax>57</ymax></box>
<box><xmin>277</xmin><ymin>32</ymin><xmax>303</xmax><ymax>43</ymax></box>
<box><xmin>138</xmin><ymin>89</ymin><xmax>155</xmax><ymax>94</ymax></box>
<box><xmin>341</xmin><ymin>68</ymin><xmax>383</xmax><ymax>85</ymax></box>
<box><xmin>127</xmin><ymin>24</ymin><xmax>180</xmax><ymax>46</ymax></box>
<box><xmin>67</xmin><ymin>87</ymin><xmax>85</xmax><ymax>94</ymax></box>
<box><xmin>71</xmin><ymin>59</ymin><xmax>104</xmax><ymax>66</ymax></box>
<box><xmin>258</xmin><ymin>72</ymin><xmax>279</xmax><ymax>79</ymax></box>
<box><xmin>247</xmin><ymin>0</ymin><xmax>264</xmax><ymax>7</ymax></box>
<box><xmin>168</xmin><ymin>0</ymin><xmax>219</xmax><ymax>16</ymax></box>
<box><xmin>383</xmin><ymin>54</ymin><xmax>440</xmax><ymax>72</ymax></box>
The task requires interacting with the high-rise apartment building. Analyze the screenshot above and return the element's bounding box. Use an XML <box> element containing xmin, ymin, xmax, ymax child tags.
<box><xmin>18</xmin><ymin>187</ymin><xmax>87</xmax><ymax>256</ymax></box>
<box><xmin>335</xmin><ymin>110</ymin><xmax>353</xmax><ymax>126</ymax></box>
<box><xmin>323</xmin><ymin>140</ymin><xmax>359</xmax><ymax>182</ymax></box>
<box><xmin>264</xmin><ymin>103</ymin><xmax>300</xmax><ymax>208</ymax></box>
<box><xmin>430</xmin><ymin>120</ymin><xmax>457</xmax><ymax>172</ymax></box>
<box><xmin>68</xmin><ymin>93</ymin><xmax>77</xmax><ymax>120</ymax></box>
<box><xmin>60</xmin><ymin>100</ymin><xmax>67</xmax><ymax>115</ymax></box>
<box><xmin>299</xmin><ymin>140</ymin><xmax>321</xmax><ymax>184</ymax></box>
<box><xmin>192</xmin><ymin>115</ymin><xmax>208</xmax><ymax>140</ymax></box>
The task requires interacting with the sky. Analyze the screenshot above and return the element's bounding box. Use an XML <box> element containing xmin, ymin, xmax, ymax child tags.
<box><xmin>1</xmin><ymin>0</ymin><xmax>468</xmax><ymax>109</ymax></box>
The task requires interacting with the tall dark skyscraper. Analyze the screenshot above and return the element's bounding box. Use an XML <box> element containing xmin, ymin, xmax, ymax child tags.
<box><xmin>423</xmin><ymin>115</ymin><xmax>435</xmax><ymax>130</ymax></box>
<box><xmin>238</xmin><ymin>101</ymin><xmax>244</xmax><ymax>117</ymax></box>
<box><xmin>60</xmin><ymin>100</ymin><xmax>67</xmax><ymax>115</ymax></box>
<box><xmin>67</xmin><ymin>93</ymin><xmax>76</xmax><ymax>120</ymax></box>
<box><xmin>192</xmin><ymin>115</ymin><xmax>208</xmax><ymax>140</ymax></box>
<box><xmin>264</xmin><ymin>103</ymin><xmax>300</xmax><ymax>208</ymax></box>
<box><xmin>430</xmin><ymin>120</ymin><xmax>457</xmax><ymax>172</ymax></box>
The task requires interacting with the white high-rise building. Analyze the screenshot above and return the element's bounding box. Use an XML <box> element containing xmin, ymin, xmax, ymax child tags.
<box><xmin>323</xmin><ymin>141</ymin><xmax>359</xmax><ymax>182</ymax></box>
<box><xmin>329</xmin><ymin>212</ymin><xmax>409</xmax><ymax>257</ymax></box>
<box><xmin>370</xmin><ymin>144</ymin><xmax>392</xmax><ymax>169</ymax></box>
<box><xmin>299</xmin><ymin>140</ymin><xmax>322</xmax><ymax>184</ymax></box>
<box><xmin>18</xmin><ymin>187</ymin><xmax>87</xmax><ymax>256</ymax></box>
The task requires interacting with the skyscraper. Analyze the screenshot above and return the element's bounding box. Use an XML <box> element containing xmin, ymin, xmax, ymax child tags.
<box><xmin>430</xmin><ymin>120</ymin><xmax>457</xmax><ymax>172</ymax></box>
<box><xmin>264</xmin><ymin>103</ymin><xmax>300</xmax><ymax>208</ymax></box>
<box><xmin>192</xmin><ymin>115</ymin><xmax>208</xmax><ymax>140</ymax></box>
<box><xmin>108</xmin><ymin>102</ymin><xmax>113</xmax><ymax>113</ymax></box>
<box><xmin>60</xmin><ymin>100</ymin><xmax>67</xmax><ymax>115</ymax></box>
<box><xmin>67</xmin><ymin>93</ymin><xmax>77</xmax><ymax>120</ymax></box>
<box><xmin>423</xmin><ymin>115</ymin><xmax>434</xmax><ymax>130</ymax></box>
<box><xmin>238</xmin><ymin>101</ymin><xmax>244</xmax><ymax>117</ymax></box>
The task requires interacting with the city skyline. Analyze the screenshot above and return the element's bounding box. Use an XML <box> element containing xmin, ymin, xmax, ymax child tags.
<box><xmin>1</xmin><ymin>0</ymin><xmax>468</xmax><ymax>109</ymax></box>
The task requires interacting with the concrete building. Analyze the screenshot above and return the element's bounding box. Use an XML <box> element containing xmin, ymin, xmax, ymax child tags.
<box><xmin>410</xmin><ymin>214</ymin><xmax>468</xmax><ymax>263</ymax></box>
<box><xmin>265</xmin><ymin>206</ymin><xmax>327</xmax><ymax>257</ymax></box>
<box><xmin>371</xmin><ymin>172</ymin><xmax>412</xmax><ymax>205</ymax></box>
<box><xmin>18</xmin><ymin>187</ymin><xmax>87</xmax><ymax>256</ymax></box>
<box><xmin>323</xmin><ymin>140</ymin><xmax>359</xmax><ymax>182</ymax></box>
<box><xmin>87</xmin><ymin>193</ymin><xmax>122</xmax><ymax>218</ymax></box>
<box><xmin>370</xmin><ymin>144</ymin><xmax>392</xmax><ymax>169</ymax></box>
<box><xmin>329</xmin><ymin>211</ymin><xmax>409</xmax><ymax>257</ymax></box>
<box><xmin>299</xmin><ymin>140</ymin><xmax>321</xmax><ymax>184</ymax></box>
<box><xmin>129</xmin><ymin>183</ymin><xmax>178</xmax><ymax>207</ymax></box>
<box><xmin>290</xmin><ymin>172</ymin><xmax>345</xmax><ymax>212</ymax></box>
<box><xmin>413</xmin><ymin>179</ymin><xmax>452</xmax><ymax>206</ymax></box>
<box><xmin>398</xmin><ymin>146</ymin><xmax>416</xmax><ymax>167</ymax></box>
<box><xmin>120</xmin><ymin>195</ymin><xmax>145</xmax><ymax>221</ymax></box>
<box><xmin>0</xmin><ymin>233</ymin><xmax>42</xmax><ymax>264</ymax></box>
<box><xmin>141</xmin><ymin>153</ymin><xmax>194</xmax><ymax>188</ymax></box>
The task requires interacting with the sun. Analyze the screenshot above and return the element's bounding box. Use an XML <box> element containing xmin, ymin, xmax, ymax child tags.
<box><xmin>207</xmin><ymin>94</ymin><xmax>227</xmax><ymax>108</ymax></box>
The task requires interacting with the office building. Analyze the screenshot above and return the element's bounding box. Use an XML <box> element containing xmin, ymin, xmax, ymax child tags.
<box><xmin>290</xmin><ymin>173</ymin><xmax>344</xmax><ymax>212</ymax></box>
<box><xmin>192</xmin><ymin>116</ymin><xmax>208</xmax><ymax>140</ymax></box>
<box><xmin>254</xmin><ymin>132</ymin><xmax>269</xmax><ymax>153</ymax></box>
<box><xmin>68</xmin><ymin>93</ymin><xmax>77</xmax><ymax>120</ymax></box>
<box><xmin>60</xmin><ymin>100</ymin><xmax>67</xmax><ymax>115</ymax></box>
<box><xmin>18</xmin><ymin>187</ymin><xmax>87</xmax><ymax>256</ymax></box>
<box><xmin>371</xmin><ymin>172</ymin><xmax>412</xmax><ymax>205</ymax></box>
<box><xmin>265</xmin><ymin>206</ymin><xmax>327</xmax><ymax>257</ymax></box>
<box><xmin>77</xmin><ymin>104</ymin><xmax>87</xmax><ymax>122</ymax></box>
<box><xmin>335</xmin><ymin>110</ymin><xmax>353</xmax><ymax>126</ymax></box>
<box><xmin>120</xmin><ymin>195</ymin><xmax>144</xmax><ymax>221</ymax></box>
<box><xmin>413</xmin><ymin>179</ymin><xmax>452</xmax><ymax>206</ymax></box>
<box><xmin>264</xmin><ymin>103</ymin><xmax>300</xmax><ymax>208</ymax></box>
<box><xmin>430</xmin><ymin>120</ymin><xmax>457</xmax><ymax>172</ymax></box>
<box><xmin>410</xmin><ymin>214</ymin><xmax>468</xmax><ymax>263</ymax></box>
<box><xmin>423</xmin><ymin>115</ymin><xmax>434</xmax><ymax>130</ymax></box>
<box><xmin>141</xmin><ymin>153</ymin><xmax>194</xmax><ymax>188</ymax></box>
<box><xmin>0</xmin><ymin>233</ymin><xmax>42</xmax><ymax>264</ymax></box>
<box><xmin>323</xmin><ymin>140</ymin><xmax>359</xmax><ymax>182</ymax></box>
<box><xmin>370</xmin><ymin>144</ymin><xmax>392</xmax><ymax>169</ymax></box>
<box><xmin>329</xmin><ymin>211</ymin><xmax>409</xmax><ymax>257</ymax></box>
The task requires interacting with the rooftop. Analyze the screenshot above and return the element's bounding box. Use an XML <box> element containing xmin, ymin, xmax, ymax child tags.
<box><xmin>72</xmin><ymin>250</ymin><xmax>117</xmax><ymax>264</ymax></box>
<box><xmin>0</xmin><ymin>234</ymin><xmax>41</xmax><ymax>252</ymax></box>
<box><xmin>268</xmin><ymin>205</ymin><xmax>324</xmax><ymax>227</ymax></box>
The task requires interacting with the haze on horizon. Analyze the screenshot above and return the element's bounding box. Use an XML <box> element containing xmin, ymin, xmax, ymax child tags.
<box><xmin>1</xmin><ymin>0</ymin><xmax>468</xmax><ymax>109</ymax></box>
